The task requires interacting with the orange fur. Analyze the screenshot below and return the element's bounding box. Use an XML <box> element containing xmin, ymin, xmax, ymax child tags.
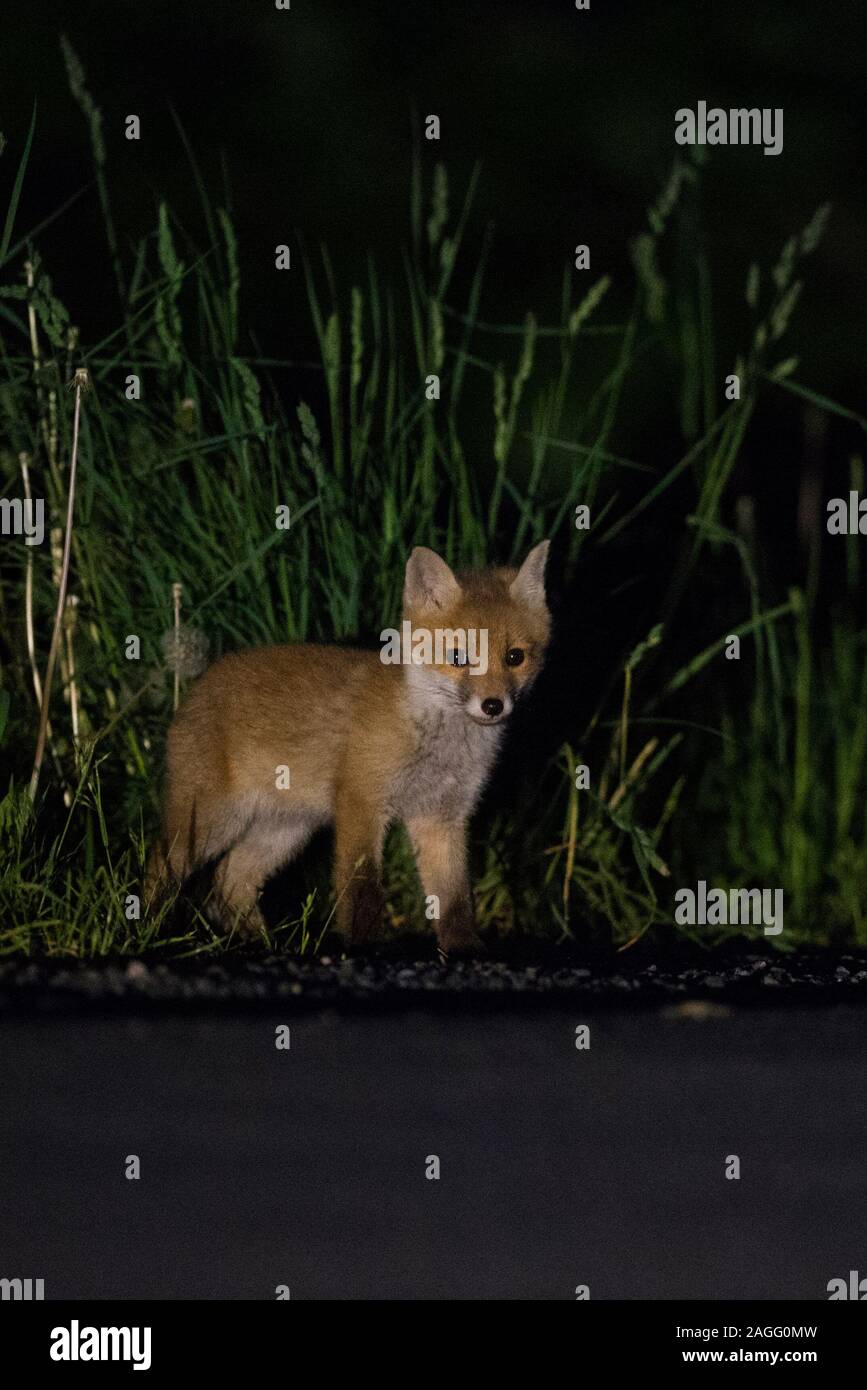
<box><xmin>146</xmin><ymin>541</ymin><xmax>551</xmax><ymax>955</ymax></box>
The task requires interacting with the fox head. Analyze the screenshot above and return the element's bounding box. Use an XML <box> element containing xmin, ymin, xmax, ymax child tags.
<box><xmin>402</xmin><ymin>540</ymin><xmax>551</xmax><ymax>725</ymax></box>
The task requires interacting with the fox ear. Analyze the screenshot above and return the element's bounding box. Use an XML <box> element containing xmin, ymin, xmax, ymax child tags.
<box><xmin>404</xmin><ymin>547</ymin><xmax>461</xmax><ymax>611</ymax></box>
<box><xmin>510</xmin><ymin>539</ymin><xmax>550</xmax><ymax>610</ymax></box>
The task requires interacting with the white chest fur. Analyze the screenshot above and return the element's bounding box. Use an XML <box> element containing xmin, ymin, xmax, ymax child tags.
<box><xmin>390</xmin><ymin>708</ymin><xmax>503</xmax><ymax>822</ymax></box>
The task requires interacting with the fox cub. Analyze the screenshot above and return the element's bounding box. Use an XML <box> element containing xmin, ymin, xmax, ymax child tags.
<box><xmin>147</xmin><ymin>540</ymin><xmax>551</xmax><ymax>956</ymax></box>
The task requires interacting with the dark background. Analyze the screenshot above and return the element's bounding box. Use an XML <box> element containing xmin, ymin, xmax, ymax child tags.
<box><xmin>3</xmin><ymin>0</ymin><xmax>865</xmax><ymax>403</ymax></box>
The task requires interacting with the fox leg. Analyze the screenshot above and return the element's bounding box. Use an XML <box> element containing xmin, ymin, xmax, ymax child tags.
<box><xmin>405</xmin><ymin>816</ymin><xmax>483</xmax><ymax>959</ymax></box>
<box><xmin>213</xmin><ymin>816</ymin><xmax>317</xmax><ymax>937</ymax></box>
<box><xmin>333</xmin><ymin>793</ymin><xmax>387</xmax><ymax>945</ymax></box>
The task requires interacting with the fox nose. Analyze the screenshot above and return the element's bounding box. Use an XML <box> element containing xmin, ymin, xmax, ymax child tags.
<box><xmin>481</xmin><ymin>697</ymin><xmax>504</xmax><ymax>719</ymax></box>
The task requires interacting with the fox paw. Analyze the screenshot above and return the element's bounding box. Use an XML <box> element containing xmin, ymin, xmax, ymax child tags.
<box><xmin>227</xmin><ymin>904</ymin><xmax>268</xmax><ymax>941</ymax></box>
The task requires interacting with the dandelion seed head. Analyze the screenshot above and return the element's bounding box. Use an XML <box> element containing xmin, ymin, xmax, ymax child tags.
<box><xmin>68</xmin><ymin>366</ymin><xmax>92</xmax><ymax>393</ymax></box>
<box><xmin>160</xmin><ymin>623</ymin><xmax>209</xmax><ymax>679</ymax></box>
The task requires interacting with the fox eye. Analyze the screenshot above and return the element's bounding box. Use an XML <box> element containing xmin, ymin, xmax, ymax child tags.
<box><xmin>505</xmin><ymin>647</ymin><xmax>525</xmax><ymax>667</ymax></box>
<box><xmin>448</xmin><ymin>648</ymin><xmax>467</xmax><ymax>667</ymax></box>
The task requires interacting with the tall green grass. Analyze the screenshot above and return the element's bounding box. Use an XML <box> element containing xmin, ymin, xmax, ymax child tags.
<box><xmin>1</xmin><ymin>44</ymin><xmax>865</xmax><ymax>955</ymax></box>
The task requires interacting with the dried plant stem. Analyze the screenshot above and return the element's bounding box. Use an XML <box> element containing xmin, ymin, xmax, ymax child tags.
<box><xmin>607</xmin><ymin>737</ymin><xmax>659</xmax><ymax>812</ymax></box>
<box><xmin>24</xmin><ymin>259</ymin><xmax>41</xmax><ymax>368</ymax></box>
<box><xmin>29</xmin><ymin>371</ymin><xmax>87</xmax><ymax>803</ymax></box>
<box><xmin>19</xmin><ymin>451</ymin><xmax>43</xmax><ymax>708</ymax></box>
<box><xmin>64</xmin><ymin>594</ymin><xmax>81</xmax><ymax>751</ymax></box>
<box><xmin>25</xmin><ymin>262</ymin><xmax>70</xmax><ymax>696</ymax></box>
<box><xmin>24</xmin><ymin>260</ymin><xmax>50</xmax><ymax>462</ymax></box>
<box><xmin>50</xmin><ymin>524</ymin><xmax>71</xmax><ymax>693</ymax></box>
<box><xmin>20</xmin><ymin>452</ymin><xmax>70</xmax><ymax>797</ymax></box>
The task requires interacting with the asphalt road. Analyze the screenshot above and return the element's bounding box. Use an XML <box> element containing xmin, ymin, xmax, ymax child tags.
<box><xmin>2</xmin><ymin>1005</ymin><xmax>865</xmax><ymax>1299</ymax></box>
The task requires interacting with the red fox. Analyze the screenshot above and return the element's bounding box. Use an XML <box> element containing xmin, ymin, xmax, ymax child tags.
<box><xmin>146</xmin><ymin>541</ymin><xmax>550</xmax><ymax>957</ymax></box>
